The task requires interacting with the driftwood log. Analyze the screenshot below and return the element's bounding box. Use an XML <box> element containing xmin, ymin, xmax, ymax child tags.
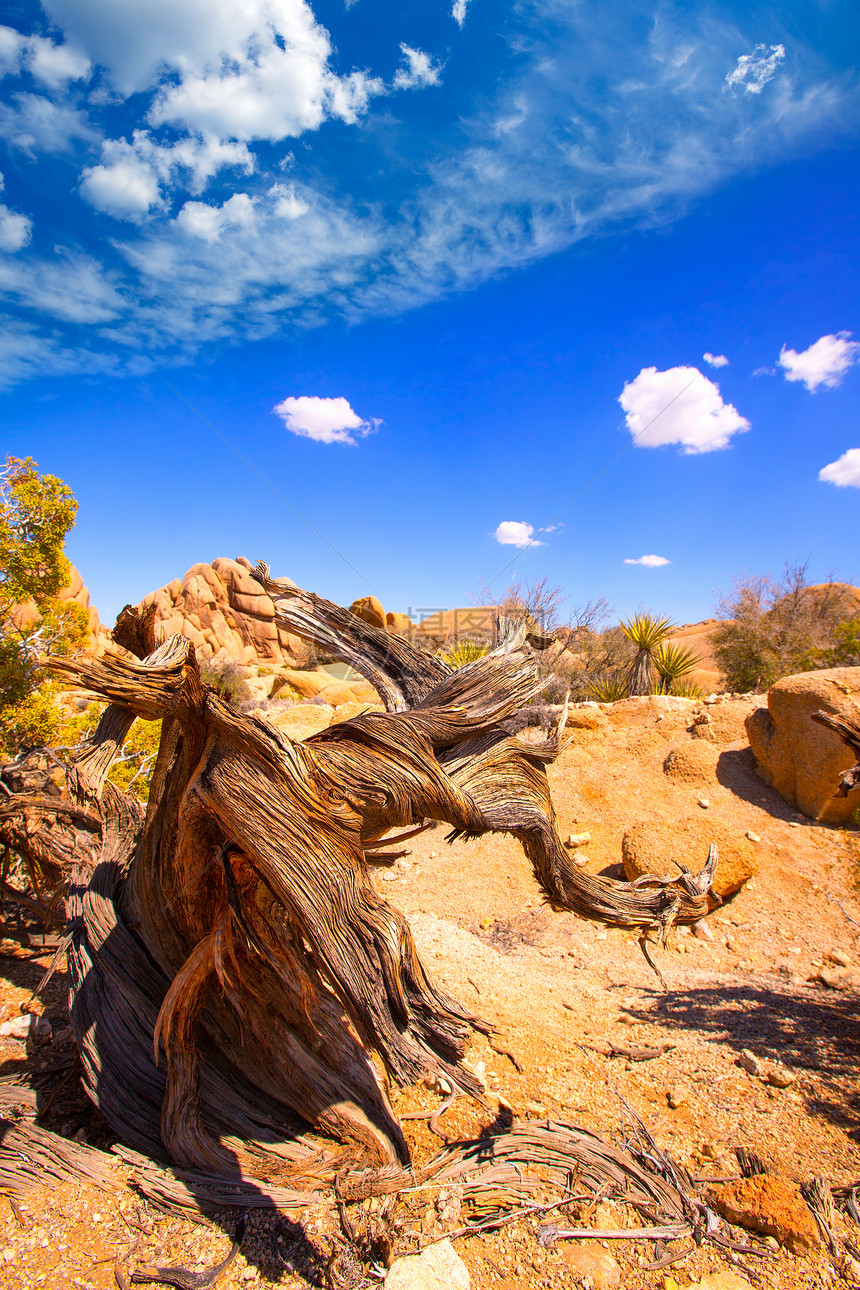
<box><xmin>0</xmin><ymin>569</ymin><xmax>717</xmax><ymax>1197</ymax></box>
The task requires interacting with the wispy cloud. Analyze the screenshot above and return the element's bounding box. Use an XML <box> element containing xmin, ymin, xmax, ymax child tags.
<box><xmin>624</xmin><ymin>554</ymin><xmax>670</xmax><ymax>566</ymax></box>
<box><xmin>778</xmin><ymin>331</ymin><xmax>860</xmax><ymax>392</ymax></box>
<box><xmin>703</xmin><ymin>351</ymin><xmax>728</xmax><ymax>368</ymax></box>
<box><xmin>393</xmin><ymin>46</ymin><xmax>441</xmax><ymax>91</ymax></box>
<box><xmin>272</xmin><ymin>394</ymin><xmax>380</xmax><ymax>444</ymax></box>
<box><xmin>819</xmin><ymin>449</ymin><xmax>860</xmax><ymax>488</ymax></box>
<box><xmin>619</xmin><ymin>365</ymin><xmax>750</xmax><ymax>454</ymax></box>
<box><xmin>725</xmin><ymin>43</ymin><xmax>785</xmax><ymax>95</ymax></box>
<box><xmin>452</xmin><ymin>0</ymin><xmax>469</xmax><ymax>28</ymax></box>
<box><xmin>493</xmin><ymin>521</ymin><xmax>543</xmax><ymax>548</ymax></box>
<box><xmin>0</xmin><ymin>2</ymin><xmax>856</xmax><ymax>386</ymax></box>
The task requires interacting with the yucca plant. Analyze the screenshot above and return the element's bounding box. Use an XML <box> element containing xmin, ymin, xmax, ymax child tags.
<box><xmin>621</xmin><ymin>613</ymin><xmax>673</xmax><ymax>697</ymax></box>
<box><xmin>652</xmin><ymin>641</ymin><xmax>702</xmax><ymax>695</ymax></box>
<box><xmin>439</xmin><ymin>640</ymin><xmax>488</xmax><ymax>669</ymax></box>
<box><xmin>588</xmin><ymin>673</ymin><xmax>629</xmax><ymax>703</ymax></box>
<box><xmin>670</xmin><ymin>679</ymin><xmax>705</xmax><ymax>699</ymax></box>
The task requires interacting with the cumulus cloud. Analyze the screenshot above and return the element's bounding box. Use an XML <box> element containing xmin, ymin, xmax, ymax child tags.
<box><xmin>725</xmin><ymin>43</ymin><xmax>785</xmax><ymax>95</ymax></box>
<box><xmin>493</xmin><ymin>521</ymin><xmax>543</xmax><ymax>548</ymax></box>
<box><xmin>0</xmin><ymin>173</ymin><xmax>31</xmax><ymax>252</ymax></box>
<box><xmin>0</xmin><ymin>204</ymin><xmax>32</xmax><ymax>252</ymax></box>
<box><xmin>619</xmin><ymin>365</ymin><xmax>750</xmax><ymax>454</ymax></box>
<box><xmin>777</xmin><ymin>332</ymin><xmax>860</xmax><ymax>392</ymax></box>
<box><xmin>703</xmin><ymin>352</ymin><xmax>728</xmax><ymax>368</ymax></box>
<box><xmin>819</xmin><ymin>449</ymin><xmax>860</xmax><ymax>488</ymax></box>
<box><xmin>393</xmin><ymin>46</ymin><xmax>441</xmax><ymax>91</ymax></box>
<box><xmin>272</xmin><ymin>394</ymin><xmax>379</xmax><ymax>444</ymax></box>
<box><xmin>0</xmin><ymin>25</ymin><xmax>90</xmax><ymax>87</ymax></box>
<box><xmin>176</xmin><ymin>193</ymin><xmax>256</xmax><ymax>242</ymax></box>
<box><xmin>80</xmin><ymin>131</ymin><xmax>255</xmax><ymax>221</ymax></box>
<box><xmin>452</xmin><ymin>0</ymin><xmax>469</xmax><ymax>26</ymax></box>
<box><xmin>624</xmin><ymin>554</ymin><xmax>670</xmax><ymax>567</ymax></box>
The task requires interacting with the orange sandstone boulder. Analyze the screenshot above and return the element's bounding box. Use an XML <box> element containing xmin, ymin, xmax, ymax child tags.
<box><xmin>349</xmin><ymin>595</ymin><xmax>386</xmax><ymax>630</ymax></box>
<box><xmin>745</xmin><ymin>667</ymin><xmax>860</xmax><ymax>823</ymax></box>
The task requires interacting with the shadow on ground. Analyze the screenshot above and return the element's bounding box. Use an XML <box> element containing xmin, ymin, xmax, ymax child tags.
<box><xmin>634</xmin><ymin>980</ymin><xmax>860</xmax><ymax>1137</ymax></box>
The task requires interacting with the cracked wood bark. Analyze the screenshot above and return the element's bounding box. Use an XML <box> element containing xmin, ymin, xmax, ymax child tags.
<box><xmin>1</xmin><ymin>573</ymin><xmax>717</xmax><ymax>1193</ymax></box>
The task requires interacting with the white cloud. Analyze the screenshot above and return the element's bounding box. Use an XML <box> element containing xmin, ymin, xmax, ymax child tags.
<box><xmin>493</xmin><ymin>521</ymin><xmax>543</xmax><ymax>548</ymax></box>
<box><xmin>0</xmin><ymin>25</ymin><xmax>90</xmax><ymax>87</ymax></box>
<box><xmin>725</xmin><ymin>43</ymin><xmax>785</xmax><ymax>95</ymax></box>
<box><xmin>0</xmin><ymin>203</ymin><xmax>32</xmax><ymax>252</ymax></box>
<box><xmin>0</xmin><ymin>251</ymin><xmax>124</xmax><ymax>323</ymax></box>
<box><xmin>176</xmin><ymin>193</ymin><xmax>257</xmax><ymax>242</ymax></box>
<box><xmin>268</xmin><ymin>182</ymin><xmax>309</xmax><ymax>219</ymax></box>
<box><xmin>777</xmin><ymin>332</ymin><xmax>860</xmax><ymax>392</ymax></box>
<box><xmin>80</xmin><ymin>131</ymin><xmax>255</xmax><ymax>221</ymax></box>
<box><xmin>81</xmin><ymin>156</ymin><xmax>163</xmax><ymax>221</ymax></box>
<box><xmin>393</xmin><ymin>46</ymin><xmax>441</xmax><ymax>91</ymax></box>
<box><xmin>52</xmin><ymin>0</ymin><xmax>386</xmax><ymax>143</ymax></box>
<box><xmin>0</xmin><ymin>94</ymin><xmax>99</xmax><ymax>156</ymax></box>
<box><xmin>452</xmin><ymin>0</ymin><xmax>469</xmax><ymax>27</ymax></box>
<box><xmin>703</xmin><ymin>351</ymin><xmax>728</xmax><ymax>368</ymax></box>
<box><xmin>819</xmin><ymin>449</ymin><xmax>860</xmax><ymax>489</ymax></box>
<box><xmin>619</xmin><ymin>365</ymin><xmax>750</xmax><ymax>454</ymax></box>
<box><xmin>624</xmin><ymin>554</ymin><xmax>670</xmax><ymax>567</ymax></box>
<box><xmin>272</xmin><ymin>394</ymin><xmax>379</xmax><ymax>444</ymax></box>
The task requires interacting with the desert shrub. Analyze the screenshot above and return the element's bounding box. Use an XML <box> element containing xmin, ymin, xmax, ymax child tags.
<box><xmin>197</xmin><ymin>655</ymin><xmax>254</xmax><ymax>708</ymax></box>
<box><xmin>713</xmin><ymin>563</ymin><xmax>854</xmax><ymax>692</ymax></box>
<box><xmin>801</xmin><ymin>616</ymin><xmax>860</xmax><ymax>670</ymax></box>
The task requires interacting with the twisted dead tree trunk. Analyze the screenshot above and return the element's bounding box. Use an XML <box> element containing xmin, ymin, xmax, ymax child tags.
<box><xmin>0</xmin><ymin>573</ymin><xmax>717</xmax><ymax>1198</ymax></box>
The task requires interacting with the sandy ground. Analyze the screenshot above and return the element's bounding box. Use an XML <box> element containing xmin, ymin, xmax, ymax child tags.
<box><xmin>2</xmin><ymin>693</ymin><xmax>860</xmax><ymax>1289</ymax></box>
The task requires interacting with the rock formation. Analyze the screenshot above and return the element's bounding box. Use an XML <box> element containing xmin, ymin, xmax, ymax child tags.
<box><xmin>745</xmin><ymin>667</ymin><xmax>860</xmax><ymax>824</ymax></box>
<box><xmin>138</xmin><ymin>556</ymin><xmax>306</xmax><ymax>667</ymax></box>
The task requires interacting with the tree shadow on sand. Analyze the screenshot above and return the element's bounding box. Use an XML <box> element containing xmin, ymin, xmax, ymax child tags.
<box><xmin>632</xmin><ymin>980</ymin><xmax>860</xmax><ymax>1139</ymax></box>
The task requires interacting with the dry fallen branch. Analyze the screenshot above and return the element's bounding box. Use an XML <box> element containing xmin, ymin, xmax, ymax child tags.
<box><xmin>0</xmin><ymin>571</ymin><xmax>720</xmax><ymax>1218</ymax></box>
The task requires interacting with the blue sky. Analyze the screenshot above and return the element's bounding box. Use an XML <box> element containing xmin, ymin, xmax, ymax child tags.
<box><xmin>1</xmin><ymin>0</ymin><xmax>858</xmax><ymax>628</ymax></box>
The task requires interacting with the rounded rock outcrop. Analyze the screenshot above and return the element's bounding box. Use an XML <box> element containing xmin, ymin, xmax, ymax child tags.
<box><xmin>622</xmin><ymin>818</ymin><xmax>757</xmax><ymax>898</ymax></box>
<box><xmin>745</xmin><ymin>667</ymin><xmax>860</xmax><ymax>824</ymax></box>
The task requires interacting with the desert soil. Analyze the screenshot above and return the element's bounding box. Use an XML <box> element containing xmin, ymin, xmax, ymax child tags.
<box><xmin>2</xmin><ymin>693</ymin><xmax>860</xmax><ymax>1289</ymax></box>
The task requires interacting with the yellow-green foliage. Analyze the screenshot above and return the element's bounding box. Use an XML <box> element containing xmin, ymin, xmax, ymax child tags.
<box><xmin>438</xmin><ymin>641</ymin><xmax>488</xmax><ymax>669</ymax></box>
<box><xmin>0</xmin><ymin>457</ymin><xmax>86</xmax><ymax>758</ymax></box>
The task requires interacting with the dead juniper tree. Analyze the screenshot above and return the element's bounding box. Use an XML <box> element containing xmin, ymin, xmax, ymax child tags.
<box><xmin>0</xmin><ymin>567</ymin><xmax>716</xmax><ymax>1190</ymax></box>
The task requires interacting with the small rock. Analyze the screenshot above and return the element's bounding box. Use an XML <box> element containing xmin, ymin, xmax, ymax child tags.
<box><xmin>738</xmin><ymin>1049</ymin><xmax>763</xmax><ymax>1077</ymax></box>
<box><xmin>561</xmin><ymin>1243</ymin><xmax>620</xmax><ymax>1289</ymax></box>
<box><xmin>708</xmin><ymin>1174</ymin><xmax>819</xmax><ymax>1253</ymax></box>
<box><xmin>829</xmin><ymin>949</ymin><xmax>851</xmax><ymax>967</ymax></box>
<box><xmin>667</xmin><ymin>1086</ymin><xmax>687</xmax><ymax>1110</ymax></box>
<box><xmin>766</xmin><ymin>1067</ymin><xmax>796</xmax><ymax>1089</ymax></box>
<box><xmin>704</xmin><ymin>695</ymin><xmax>719</xmax><ymax>704</ymax></box>
<box><xmin>817</xmin><ymin>966</ymin><xmax>860</xmax><ymax>991</ymax></box>
<box><xmin>574</xmin><ymin>855</ymin><xmax>588</xmax><ymax>867</ymax></box>
<box><xmin>725</xmin><ymin>938</ymin><xmax>739</xmax><ymax>952</ymax></box>
<box><xmin>788</xmin><ymin>821</ymin><xmax>800</xmax><ymax>828</ymax></box>
<box><xmin>526</xmin><ymin>1101</ymin><xmax>547</xmax><ymax>1117</ymax></box>
<box><xmin>698</xmin><ymin>798</ymin><xmax>710</xmax><ymax>809</ymax></box>
<box><xmin>700</xmin><ymin>1141</ymin><xmax>719</xmax><ymax>1159</ymax></box>
<box><xmin>684</xmin><ymin>1273</ymin><xmax>755</xmax><ymax>1289</ymax></box>
<box><xmin>745</xmin><ymin>831</ymin><xmax>761</xmax><ymax>843</ymax></box>
<box><xmin>562</xmin><ymin>999</ymin><xmax>574</xmax><ymax>1010</ymax></box>
<box><xmin>382</xmin><ymin>872</ymin><xmax>398</xmax><ymax>882</ymax></box>
<box><xmin>385</xmin><ymin>1238</ymin><xmax>470</xmax><ymax>1290</ymax></box>
<box><xmin>595</xmin><ymin>931</ymin><xmax>607</xmax><ymax>941</ymax></box>
<box><xmin>692</xmin><ymin>919</ymin><xmax>714</xmax><ymax>942</ymax></box>
<box><xmin>0</xmin><ymin>1014</ymin><xmax>51</xmax><ymax>1041</ymax></box>
<box><xmin>479</xmin><ymin>916</ymin><xmax>493</xmax><ymax>929</ymax></box>
<box><xmin>565</xmin><ymin>832</ymin><xmax>592</xmax><ymax>848</ymax></box>
<box><xmin>241</xmin><ymin>1268</ymin><xmax>256</xmax><ymax>1283</ymax></box>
